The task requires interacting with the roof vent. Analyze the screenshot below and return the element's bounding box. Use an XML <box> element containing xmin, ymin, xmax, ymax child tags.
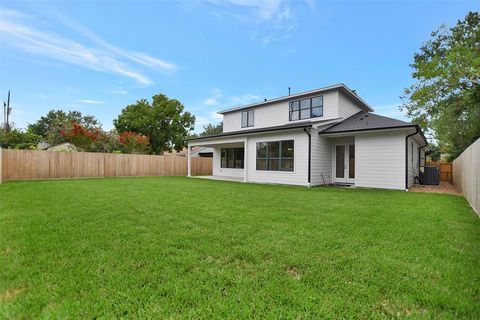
<box><xmin>352</xmin><ymin>89</ymin><xmax>357</xmax><ymax>95</ymax></box>
<box><xmin>264</xmin><ymin>98</ymin><xmax>267</xmax><ymax>101</ymax></box>
<box><xmin>288</xmin><ymin>87</ymin><xmax>291</xmax><ymax>96</ymax></box>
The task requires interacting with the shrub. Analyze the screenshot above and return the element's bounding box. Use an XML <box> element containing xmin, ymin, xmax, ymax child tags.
<box><xmin>0</xmin><ymin>128</ymin><xmax>42</xmax><ymax>149</ymax></box>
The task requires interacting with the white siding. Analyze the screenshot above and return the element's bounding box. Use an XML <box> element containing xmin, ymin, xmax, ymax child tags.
<box><xmin>246</xmin><ymin>130</ymin><xmax>309</xmax><ymax>186</ymax></box>
<box><xmin>310</xmin><ymin>128</ymin><xmax>332</xmax><ymax>185</ymax></box>
<box><xmin>222</xmin><ymin>91</ymin><xmax>339</xmax><ymax>132</ymax></box>
<box><xmin>338</xmin><ymin>91</ymin><xmax>363</xmax><ymax>119</ymax></box>
<box><xmin>355</xmin><ymin>131</ymin><xmax>406</xmax><ymax>190</ymax></box>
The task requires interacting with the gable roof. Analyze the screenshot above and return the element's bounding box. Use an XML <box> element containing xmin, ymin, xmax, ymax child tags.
<box><xmin>217</xmin><ymin>83</ymin><xmax>374</xmax><ymax>114</ymax></box>
<box><xmin>320</xmin><ymin>112</ymin><xmax>414</xmax><ymax>133</ymax></box>
<box><xmin>320</xmin><ymin>111</ymin><xmax>428</xmax><ymax>144</ymax></box>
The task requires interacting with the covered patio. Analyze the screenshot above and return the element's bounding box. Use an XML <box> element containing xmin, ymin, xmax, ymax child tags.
<box><xmin>187</xmin><ymin>136</ymin><xmax>247</xmax><ymax>182</ymax></box>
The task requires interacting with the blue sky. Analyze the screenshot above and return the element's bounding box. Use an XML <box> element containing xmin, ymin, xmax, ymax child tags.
<box><xmin>0</xmin><ymin>1</ymin><xmax>477</xmax><ymax>132</ymax></box>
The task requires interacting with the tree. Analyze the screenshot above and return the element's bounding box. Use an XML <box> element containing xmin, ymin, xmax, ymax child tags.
<box><xmin>118</xmin><ymin>131</ymin><xmax>150</xmax><ymax>154</ymax></box>
<box><xmin>401</xmin><ymin>12</ymin><xmax>480</xmax><ymax>160</ymax></box>
<box><xmin>28</xmin><ymin>110</ymin><xmax>102</xmax><ymax>145</ymax></box>
<box><xmin>92</xmin><ymin>130</ymin><xmax>123</xmax><ymax>153</ymax></box>
<box><xmin>61</xmin><ymin>122</ymin><xmax>100</xmax><ymax>151</ymax></box>
<box><xmin>200</xmin><ymin>122</ymin><xmax>223</xmax><ymax>136</ymax></box>
<box><xmin>0</xmin><ymin>127</ymin><xmax>41</xmax><ymax>149</ymax></box>
<box><xmin>113</xmin><ymin>94</ymin><xmax>195</xmax><ymax>154</ymax></box>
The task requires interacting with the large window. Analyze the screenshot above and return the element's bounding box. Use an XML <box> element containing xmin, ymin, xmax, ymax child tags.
<box><xmin>241</xmin><ymin>110</ymin><xmax>254</xmax><ymax>127</ymax></box>
<box><xmin>256</xmin><ymin>140</ymin><xmax>294</xmax><ymax>171</ymax></box>
<box><xmin>289</xmin><ymin>96</ymin><xmax>323</xmax><ymax>121</ymax></box>
<box><xmin>221</xmin><ymin>148</ymin><xmax>244</xmax><ymax>169</ymax></box>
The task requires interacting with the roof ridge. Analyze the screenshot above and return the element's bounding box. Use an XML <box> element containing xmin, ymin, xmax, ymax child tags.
<box><xmin>318</xmin><ymin>111</ymin><xmax>363</xmax><ymax>132</ymax></box>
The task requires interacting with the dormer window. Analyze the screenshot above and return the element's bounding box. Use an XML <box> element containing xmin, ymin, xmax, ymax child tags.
<box><xmin>242</xmin><ymin>110</ymin><xmax>254</xmax><ymax>127</ymax></box>
<box><xmin>289</xmin><ymin>95</ymin><xmax>323</xmax><ymax>121</ymax></box>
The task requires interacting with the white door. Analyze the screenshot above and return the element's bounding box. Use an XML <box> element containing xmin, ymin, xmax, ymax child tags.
<box><xmin>334</xmin><ymin>144</ymin><xmax>355</xmax><ymax>183</ymax></box>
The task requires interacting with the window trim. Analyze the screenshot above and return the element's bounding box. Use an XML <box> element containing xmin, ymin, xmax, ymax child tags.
<box><xmin>241</xmin><ymin>109</ymin><xmax>254</xmax><ymax>128</ymax></box>
<box><xmin>289</xmin><ymin>95</ymin><xmax>323</xmax><ymax>121</ymax></box>
<box><xmin>221</xmin><ymin>147</ymin><xmax>244</xmax><ymax>169</ymax></box>
<box><xmin>256</xmin><ymin>139</ymin><xmax>295</xmax><ymax>172</ymax></box>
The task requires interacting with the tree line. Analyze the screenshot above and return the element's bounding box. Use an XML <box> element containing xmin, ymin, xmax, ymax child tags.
<box><xmin>0</xmin><ymin>93</ymin><xmax>221</xmax><ymax>154</ymax></box>
<box><xmin>2</xmin><ymin>12</ymin><xmax>478</xmax><ymax>159</ymax></box>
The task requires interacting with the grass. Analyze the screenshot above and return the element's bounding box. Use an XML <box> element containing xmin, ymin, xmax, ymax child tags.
<box><xmin>0</xmin><ymin>177</ymin><xmax>479</xmax><ymax>319</ymax></box>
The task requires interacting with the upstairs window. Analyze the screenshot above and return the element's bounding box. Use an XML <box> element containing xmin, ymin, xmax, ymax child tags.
<box><xmin>241</xmin><ymin>110</ymin><xmax>254</xmax><ymax>127</ymax></box>
<box><xmin>289</xmin><ymin>95</ymin><xmax>323</xmax><ymax>121</ymax></box>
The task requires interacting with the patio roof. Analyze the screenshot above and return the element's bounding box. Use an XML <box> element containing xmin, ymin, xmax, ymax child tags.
<box><xmin>319</xmin><ymin>111</ymin><xmax>428</xmax><ymax>144</ymax></box>
<box><xmin>186</xmin><ymin>122</ymin><xmax>314</xmax><ymax>142</ymax></box>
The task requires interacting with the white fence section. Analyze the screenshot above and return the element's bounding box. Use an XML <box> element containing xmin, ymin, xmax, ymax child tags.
<box><xmin>452</xmin><ymin>138</ymin><xmax>480</xmax><ymax>215</ymax></box>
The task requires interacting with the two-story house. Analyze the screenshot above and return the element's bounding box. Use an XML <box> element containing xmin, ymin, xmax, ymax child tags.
<box><xmin>186</xmin><ymin>84</ymin><xmax>427</xmax><ymax>190</ymax></box>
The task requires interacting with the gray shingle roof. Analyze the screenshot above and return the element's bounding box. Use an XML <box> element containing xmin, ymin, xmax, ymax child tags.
<box><xmin>320</xmin><ymin>112</ymin><xmax>414</xmax><ymax>133</ymax></box>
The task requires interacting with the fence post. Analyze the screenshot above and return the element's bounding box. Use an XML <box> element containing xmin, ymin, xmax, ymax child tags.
<box><xmin>187</xmin><ymin>144</ymin><xmax>191</xmax><ymax>177</ymax></box>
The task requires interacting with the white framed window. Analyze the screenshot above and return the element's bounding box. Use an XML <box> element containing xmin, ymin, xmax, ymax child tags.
<box><xmin>241</xmin><ymin>110</ymin><xmax>254</xmax><ymax>127</ymax></box>
<box><xmin>256</xmin><ymin>140</ymin><xmax>294</xmax><ymax>171</ymax></box>
<box><xmin>289</xmin><ymin>95</ymin><xmax>323</xmax><ymax>121</ymax></box>
<box><xmin>221</xmin><ymin>148</ymin><xmax>244</xmax><ymax>169</ymax></box>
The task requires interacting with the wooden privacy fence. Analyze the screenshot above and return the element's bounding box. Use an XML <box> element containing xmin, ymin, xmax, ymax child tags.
<box><xmin>452</xmin><ymin>138</ymin><xmax>480</xmax><ymax>215</ymax></box>
<box><xmin>0</xmin><ymin>149</ymin><xmax>212</xmax><ymax>182</ymax></box>
<box><xmin>426</xmin><ymin>161</ymin><xmax>452</xmax><ymax>182</ymax></box>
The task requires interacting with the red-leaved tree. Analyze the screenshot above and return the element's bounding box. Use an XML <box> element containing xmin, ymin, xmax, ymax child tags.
<box><xmin>61</xmin><ymin>121</ymin><xmax>100</xmax><ymax>151</ymax></box>
<box><xmin>118</xmin><ymin>131</ymin><xmax>149</xmax><ymax>154</ymax></box>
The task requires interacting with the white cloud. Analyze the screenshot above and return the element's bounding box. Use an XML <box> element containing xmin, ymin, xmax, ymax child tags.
<box><xmin>0</xmin><ymin>8</ymin><xmax>177</xmax><ymax>85</ymax></box>
<box><xmin>227</xmin><ymin>93</ymin><xmax>260</xmax><ymax>106</ymax></box>
<box><xmin>77</xmin><ymin>99</ymin><xmax>105</xmax><ymax>104</ymax></box>
<box><xmin>200</xmin><ymin>88</ymin><xmax>260</xmax><ymax>109</ymax></box>
<box><xmin>192</xmin><ymin>88</ymin><xmax>261</xmax><ymax>132</ymax></box>
<box><xmin>109</xmin><ymin>89</ymin><xmax>129</xmax><ymax>95</ymax></box>
<box><xmin>51</xmin><ymin>10</ymin><xmax>177</xmax><ymax>74</ymax></box>
<box><xmin>201</xmin><ymin>0</ymin><xmax>304</xmax><ymax>43</ymax></box>
<box><xmin>210</xmin><ymin>111</ymin><xmax>223</xmax><ymax>122</ymax></box>
<box><xmin>203</xmin><ymin>97</ymin><xmax>218</xmax><ymax>106</ymax></box>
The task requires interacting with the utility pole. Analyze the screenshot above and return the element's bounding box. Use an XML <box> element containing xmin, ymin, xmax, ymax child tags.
<box><xmin>6</xmin><ymin>90</ymin><xmax>11</xmax><ymax>134</ymax></box>
<box><xmin>2</xmin><ymin>101</ymin><xmax>5</xmax><ymax>134</ymax></box>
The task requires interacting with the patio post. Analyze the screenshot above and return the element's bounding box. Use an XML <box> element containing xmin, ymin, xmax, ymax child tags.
<box><xmin>243</xmin><ymin>137</ymin><xmax>248</xmax><ymax>182</ymax></box>
<box><xmin>187</xmin><ymin>143</ymin><xmax>191</xmax><ymax>177</ymax></box>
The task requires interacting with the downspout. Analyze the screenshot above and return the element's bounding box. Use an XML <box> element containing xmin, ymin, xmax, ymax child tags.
<box><xmin>405</xmin><ymin>127</ymin><xmax>419</xmax><ymax>190</ymax></box>
<box><xmin>304</xmin><ymin>127</ymin><xmax>311</xmax><ymax>187</ymax></box>
<box><xmin>418</xmin><ymin>140</ymin><xmax>428</xmax><ymax>167</ymax></box>
<box><xmin>417</xmin><ymin>137</ymin><xmax>428</xmax><ymax>185</ymax></box>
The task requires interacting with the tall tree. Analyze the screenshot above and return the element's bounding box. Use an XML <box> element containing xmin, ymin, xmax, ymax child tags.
<box><xmin>28</xmin><ymin>110</ymin><xmax>101</xmax><ymax>145</ymax></box>
<box><xmin>401</xmin><ymin>12</ymin><xmax>480</xmax><ymax>160</ymax></box>
<box><xmin>113</xmin><ymin>94</ymin><xmax>195</xmax><ymax>154</ymax></box>
<box><xmin>200</xmin><ymin>122</ymin><xmax>223</xmax><ymax>136</ymax></box>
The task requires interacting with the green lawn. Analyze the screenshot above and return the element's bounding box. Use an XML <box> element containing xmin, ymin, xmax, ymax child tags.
<box><xmin>1</xmin><ymin>177</ymin><xmax>479</xmax><ymax>319</ymax></box>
